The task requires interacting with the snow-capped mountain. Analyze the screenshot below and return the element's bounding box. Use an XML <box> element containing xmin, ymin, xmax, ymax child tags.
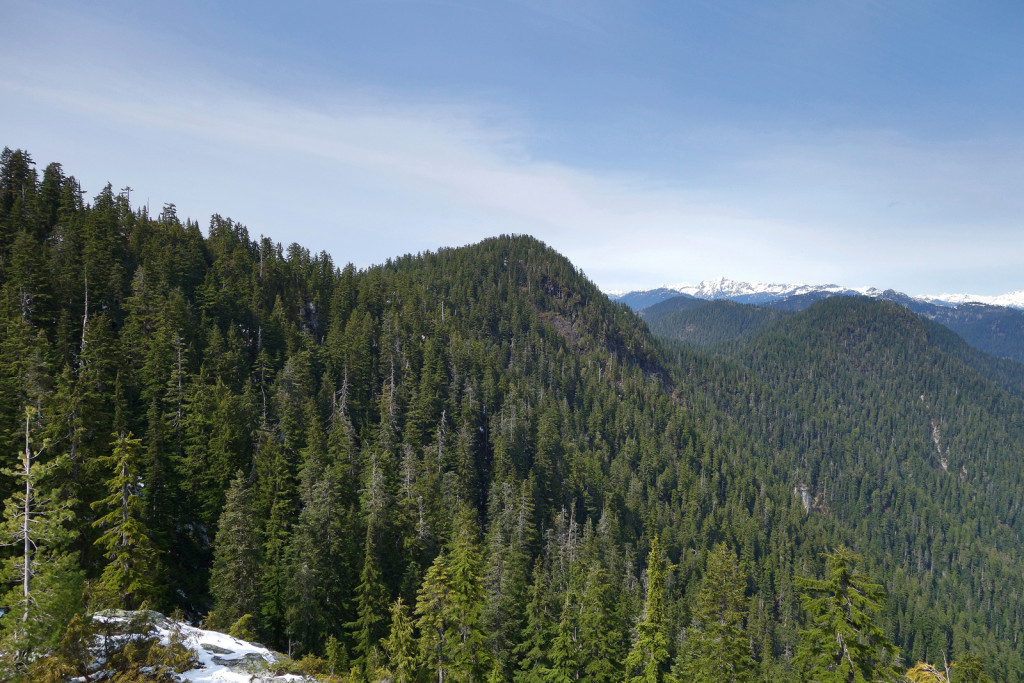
<box><xmin>662</xmin><ymin>277</ymin><xmax>880</xmax><ymax>304</ymax></box>
<box><xmin>920</xmin><ymin>290</ymin><xmax>1024</xmax><ymax>309</ymax></box>
<box><xmin>611</xmin><ymin>278</ymin><xmax>1024</xmax><ymax>363</ymax></box>
<box><xmin>611</xmin><ymin>278</ymin><xmax>1024</xmax><ymax>311</ymax></box>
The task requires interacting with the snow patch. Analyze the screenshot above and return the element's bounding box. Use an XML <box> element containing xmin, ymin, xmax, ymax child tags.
<box><xmin>93</xmin><ymin>611</ymin><xmax>309</xmax><ymax>683</ymax></box>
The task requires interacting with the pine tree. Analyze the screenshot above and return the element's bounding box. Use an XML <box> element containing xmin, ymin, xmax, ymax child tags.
<box><xmin>348</xmin><ymin>532</ymin><xmax>389</xmax><ymax>674</ymax></box>
<box><xmin>416</xmin><ymin>550</ymin><xmax>454</xmax><ymax>683</ymax></box>
<box><xmin>674</xmin><ymin>543</ymin><xmax>753</xmax><ymax>683</ymax></box>
<box><xmin>325</xmin><ymin>634</ymin><xmax>349</xmax><ymax>679</ymax></box>
<box><xmin>514</xmin><ymin>558</ymin><xmax>555</xmax><ymax>683</ymax></box>
<box><xmin>446</xmin><ymin>507</ymin><xmax>491</xmax><ymax>680</ymax></box>
<box><xmin>180</xmin><ymin>374</ymin><xmax>248</xmax><ymax>528</ymax></box>
<box><xmin>91</xmin><ymin>432</ymin><xmax>158</xmax><ymax>609</ymax></box>
<box><xmin>260</xmin><ymin>490</ymin><xmax>294</xmax><ymax>650</ymax></box>
<box><xmin>794</xmin><ymin>547</ymin><xmax>900</xmax><ymax>682</ymax></box>
<box><xmin>413</xmin><ymin>509</ymin><xmax>492</xmax><ymax>683</ymax></box>
<box><xmin>378</xmin><ymin>597</ymin><xmax>419</xmax><ymax>683</ymax></box>
<box><xmin>207</xmin><ymin>470</ymin><xmax>263</xmax><ymax>632</ymax></box>
<box><xmin>623</xmin><ymin>536</ymin><xmax>672</xmax><ymax>683</ymax></box>
<box><xmin>544</xmin><ymin>592</ymin><xmax>581</xmax><ymax>683</ymax></box>
<box><xmin>285</xmin><ymin>427</ymin><xmax>359</xmax><ymax>655</ymax></box>
<box><xmin>483</xmin><ymin>480</ymin><xmax>534</xmax><ymax>673</ymax></box>
<box><xmin>578</xmin><ymin>563</ymin><xmax>623</xmax><ymax>683</ymax></box>
<box><xmin>256</xmin><ymin>429</ymin><xmax>299</xmax><ymax>649</ymax></box>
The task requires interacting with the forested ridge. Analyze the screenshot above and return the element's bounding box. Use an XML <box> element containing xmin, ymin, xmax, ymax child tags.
<box><xmin>1</xmin><ymin>147</ymin><xmax>1020</xmax><ymax>681</ymax></box>
<box><xmin>641</xmin><ymin>298</ymin><xmax>792</xmax><ymax>350</ymax></box>
<box><xmin>643</xmin><ymin>289</ymin><xmax>1024</xmax><ymax>366</ymax></box>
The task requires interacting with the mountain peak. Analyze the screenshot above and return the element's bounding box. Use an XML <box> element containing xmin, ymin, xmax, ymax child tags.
<box><xmin>613</xmin><ymin>279</ymin><xmax>1024</xmax><ymax>311</ymax></box>
<box><xmin>921</xmin><ymin>290</ymin><xmax>1024</xmax><ymax>309</ymax></box>
<box><xmin>640</xmin><ymin>278</ymin><xmax>868</xmax><ymax>305</ymax></box>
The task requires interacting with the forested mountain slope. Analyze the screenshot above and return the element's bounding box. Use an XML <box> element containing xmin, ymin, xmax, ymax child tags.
<box><xmin>676</xmin><ymin>297</ymin><xmax>1024</xmax><ymax>674</ymax></box>
<box><xmin>894</xmin><ymin>295</ymin><xmax>1024</xmax><ymax>365</ymax></box>
<box><xmin>1</xmin><ymin>147</ymin><xmax>1022</xmax><ymax>681</ymax></box>
<box><xmin>641</xmin><ymin>298</ymin><xmax>792</xmax><ymax>348</ymax></box>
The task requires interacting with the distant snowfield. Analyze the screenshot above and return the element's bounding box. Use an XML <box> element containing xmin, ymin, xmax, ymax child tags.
<box><xmin>94</xmin><ymin>612</ymin><xmax>306</xmax><ymax>683</ymax></box>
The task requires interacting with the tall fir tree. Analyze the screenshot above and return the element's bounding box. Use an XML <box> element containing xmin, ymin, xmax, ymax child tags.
<box><xmin>544</xmin><ymin>591</ymin><xmax>582</xmax><ymax>683</ymax></box>
<box><xmin>445</xmin><ymin>506</ymin><xmax>492</xmax><ymax>680</ymax></box>
<box><xmin>377</xmin><ymin>597</ymin><xmax>419</xmax><ymax>683</ymax></box>
<box><xmin>90</xmin><ymin>433</ymin><xmax>158</xmax><ymax>610</ymax></box>
<box><xmin>285</xmin><ymin>440</ymin><xmax>359</xmax><ymax>654</ymax></box>
<box><xmin>514</xmin><ymin>558</ymin><xmax>555</xmax><ymax>683</ymax></box>
<box><xmin>416</xmin><ymin>550</ymin><xmax>454</xmax><ymax>683</ymax></box>
<box><xmin>578</xmin><ymin>563</ymin><xmax>623</xmax><ymax>683</ymax></box>
<box><xmin>347</xmin><ymin>531</ymin><xmax>389</xmax><ymax>675</ymax></box>
<box><xmin>482</xmin><ymin>480</ymin><xmax>535</xmax><ymax>674</ymax></box>
<box><xmin>623</xmin><ymin>536</ymin><xmax>672</xmax><ymax>683</ymax></box>
<box><xmin>207</xmin><ymin>470</ymin><xmax>263</xmax><ymax>632</ymax></box>
<box><xmin>674</xmin><ymin>543</ymin><xmax>753</xmax><ymax>683</ymax></box>
<box><xmin>794</xmin><ymin>547</ymin><xmax>900</xmax><ymax>683</ymax></box>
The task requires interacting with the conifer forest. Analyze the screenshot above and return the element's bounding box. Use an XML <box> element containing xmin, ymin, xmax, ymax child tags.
<box><xmin>2</xmin><ymin>147</ymin><xmax>1023</xmax><ymax>681</ymax></box>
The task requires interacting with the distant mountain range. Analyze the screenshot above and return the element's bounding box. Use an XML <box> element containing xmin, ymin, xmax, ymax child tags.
<box><xmin>612</xmin><ymin>278</ymin><xmax>1024</xmax><ymax>363</ymax></box>
<box><xmin>608</xmin><ymin>277</ymin><xmax>1024</xmax><ymax>310</ymax></box>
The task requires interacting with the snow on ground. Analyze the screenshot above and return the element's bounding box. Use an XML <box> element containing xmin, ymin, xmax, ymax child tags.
<box><xmin>93</xmin><ymin>611</ymin><xmax>309</xmax><ymax>682</ymax></box>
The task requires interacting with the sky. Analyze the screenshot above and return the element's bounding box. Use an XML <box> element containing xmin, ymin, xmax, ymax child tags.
<box><xmin>2</xmin><ymin>1</ymin><xmax>1023</xmax><ymax>296</ymax></box>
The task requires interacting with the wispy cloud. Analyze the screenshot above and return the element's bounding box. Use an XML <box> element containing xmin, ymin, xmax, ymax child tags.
<box><xmin>2</xmin><ymin>3</ymin><xmax>1023</xmax><ymax>295</ymax></box>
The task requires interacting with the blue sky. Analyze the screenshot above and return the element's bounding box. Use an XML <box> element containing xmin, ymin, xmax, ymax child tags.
<box><xmin>2</xmin><ymin>1</ymin><xmax>1023</xmax><ymax>295</ymax></box>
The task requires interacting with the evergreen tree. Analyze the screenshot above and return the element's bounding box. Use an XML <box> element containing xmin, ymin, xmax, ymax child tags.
<box><xmin>514</xmin><ymin>558</ymin><xmax>555</xmax><ymax>683</ymax></box>
<box><xmin>91</xmin><ymin>432</ymin><xmax>158</xmax><ymax>609</ymax></box>
<box><xmin>544</xmin><ymin>592</ymin><xmax>581</xmax><ymax>683</ymax></box>
<box><xmin>623</xmin><ymin>536</ymin><xmax>672</xmax><ymax>683</ymax></box>
<box><xmin>794</xmin><ymin>547</ymin><xmax>900</xmax><ymax>682</ymax></box>
<box><xmin>482</xmin><ymin>480</ymin><xmax>534</xmax><ymax>674</ymax></box>
<box><xmin>207</xmin><ymin>471</ymin><xmax>263</xmax><ymax>632</ymax></box>
<box><xmin>414</xmin><ymin>509</ymin><xmax>491</xmax><ymax>683</ymax></box>
<box><xmin>0</xmin><ymin>406</ymin><xmax>83</xmax><ymax>668</ymax></box>
<box><xmin>416</xmin><ymin>550</ymin><xmax>454</xmax><ymax>683</ymax></box>
<box><xmin>578</xmin><ymin>563</ymin><xmax>623</xmax><ymax>683</ymax></box>
<box><xmin>257</xmin><ymin>431</ymin><xmax>298</xmax><ymax>649</ymax></box>
<box><xmin>348</xmin><ymin>532</ymin><xmax>388</xmax><ymax>674</ymax></box>
<box><xmin>446</xmin><ymin>507</ymin><xmax>491</xmax><ymax>680</ymax></box>
<box><xmin>285</xmin><ymin>455</ymin><xmax>358</xmax><ymax>655</ymax></box>
<box><xmin>675</xmin><ymin>543</ymin><xmax>753</xmax><ymax>682</ymax></box>
<box><xmin>378</xmin><ymin>597</ymin><xmax>419</xmax><ymax>683</ymax></box>
<box><xmin>325</xmin><ymin>634</ymin><xmax>349</xmax><ymax>679</ymax></box>
<box><xmin>951</xmin><ymin>653</ymin><xmax>993</xmax><ymax>683</ymax></box>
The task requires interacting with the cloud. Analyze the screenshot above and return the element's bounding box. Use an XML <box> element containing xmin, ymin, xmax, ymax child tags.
<box><xmin>2</xmin><ymin>4</ymin><xmax>1022</xmax><ymax>296</ymax></box>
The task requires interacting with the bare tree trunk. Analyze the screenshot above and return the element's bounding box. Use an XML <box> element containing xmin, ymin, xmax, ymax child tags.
<box><xmin>22</xmin><ymin>410</ymin><xmax>32</xmax><ymax>623</ymax></box>
<box><xmin>80</xmin><ymin>269</ymin><xmax>89</xmax><ymax>368</ymax></box>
